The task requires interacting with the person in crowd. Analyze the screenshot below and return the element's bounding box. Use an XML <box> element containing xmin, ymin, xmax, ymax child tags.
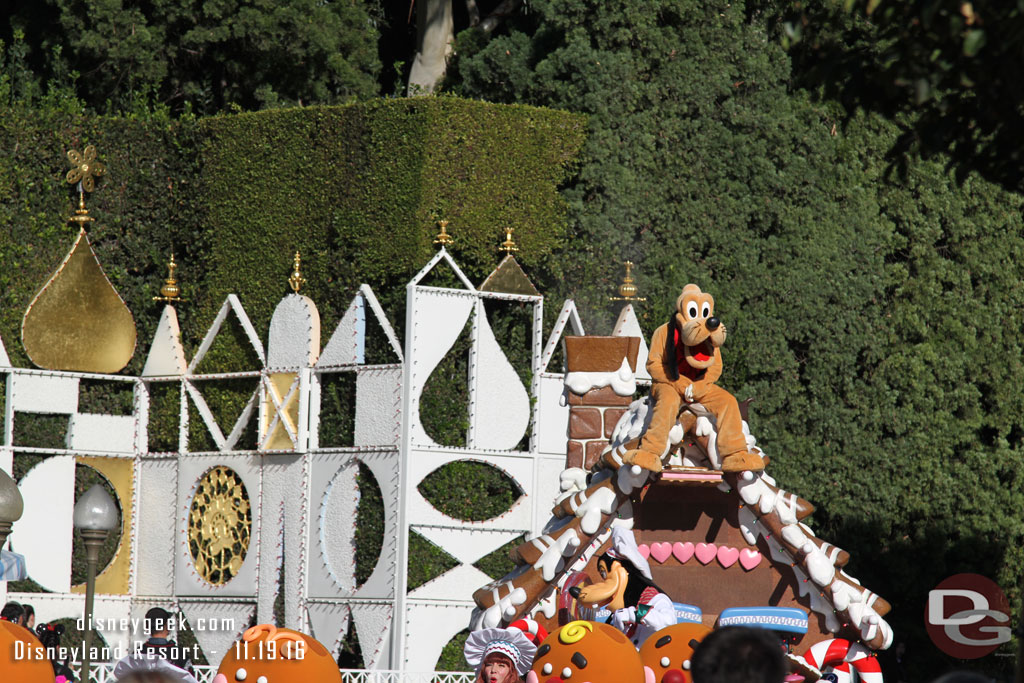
<box><xmin>36</xmin><ymin>622</ymin><xmax>76</xmax><ymax>683</ymax></box>
<box><xmin>23</xmin><ymin>603</ymin><xmax>35</xmax><ymax>629</ymax></box>
<box><xmin>464</xmin><ymin>625</ymin><xmax>538</xmax><ymax>683</ymax></box>
<box><xmin>113</xmin><ymin>655</ymin><xmax>198</xmax><ymax>683</ymax></box>
<box><xmin>690</xmin><ymin>626</ymin><xmax>787</xmax><ymax>683</ymax></box>
<box><xmin>139</xmin><ymin>608</ymin><xmax>194</xmax><ymax>675</ymax></box>
<box><xmin>0</xmin><ymin>601</ymin><xmax>24</xmax><ymax>625</ymax></box>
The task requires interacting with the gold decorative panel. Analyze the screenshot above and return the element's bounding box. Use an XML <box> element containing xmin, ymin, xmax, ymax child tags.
<box><xmin>262</xmin><ymin>372</ymin><xmax>300</xmax><ymax>450</ymax></box>
<box><xmin>188</xmin><ymin>466</ymin><xmax>252</xmax><ymax>585</ymax></box>
<box><xmin>22</xmin><ymin>228</ymin><xmax>137</xmax><ymax>372</ymax></box>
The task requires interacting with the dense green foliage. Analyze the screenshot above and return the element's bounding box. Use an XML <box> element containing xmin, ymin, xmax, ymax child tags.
<box><xmin>2</xmin><ymin>0</ymin><xmax>381</xmax><ymax>114</ymax></box>
<box><xmin>449</xmin><ymin>1</ymin><xmax>1024</xmax><ymax>677</ymax></box>
<box><xmin>765</xmin><ymin>0</ymin><xmax>1024</xmax><ymax>192</ymax></box>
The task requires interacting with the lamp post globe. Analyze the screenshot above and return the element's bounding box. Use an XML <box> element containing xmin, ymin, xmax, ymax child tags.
<box><xmin>73</xmin><ymin>484</ymin><xmax>119</xmax><ymax>683</ymax></box>
<box><xmin>0</xmin><ymin>468</ymin><xmax>24</xmax><ymax>551</ymax></box>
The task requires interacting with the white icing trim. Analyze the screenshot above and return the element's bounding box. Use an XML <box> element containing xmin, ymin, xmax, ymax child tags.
<box><xmin>564</xmin><ymin>357</ymin><xmax>636</xmax><ymax>396</ymax></box>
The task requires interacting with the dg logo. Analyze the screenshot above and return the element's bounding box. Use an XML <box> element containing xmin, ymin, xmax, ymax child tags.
<box><xmin>925</xmin><ymin>573</ymin><xmax>1011</xmax><ymax>659</ymax></box>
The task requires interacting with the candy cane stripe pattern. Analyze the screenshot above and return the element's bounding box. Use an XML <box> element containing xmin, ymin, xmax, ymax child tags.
<box><xmin>801</xmin><ymin>638</ymin><xmax>884</xmax><ymax>683</ymax></box>
<box><xmin>509</xmin><ymin>618</ymin><xmax>549</xmax><ymax>645</ymax></box>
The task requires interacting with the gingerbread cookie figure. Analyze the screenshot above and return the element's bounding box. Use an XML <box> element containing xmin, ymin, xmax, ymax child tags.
<box><xmin>624</xmin><ymin>284</ymin><xmax>763</xmax><ymax>473</ymax></box>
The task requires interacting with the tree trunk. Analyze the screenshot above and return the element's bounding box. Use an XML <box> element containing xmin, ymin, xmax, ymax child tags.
<box><xmin>407</xmin><ymin>0</ymin><xmax>454</xmax><ymax>95</ymax></box>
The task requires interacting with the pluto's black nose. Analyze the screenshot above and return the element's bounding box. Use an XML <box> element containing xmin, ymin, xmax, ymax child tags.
<box><xmin>706</xmin><ymin>316</ymin><xmax>721</xmax><ymax>331</ymax></box>
<box><xmin>568</xmin><ymin>586</ymin><xmax>582</xmax><ymax>599</ymax></box>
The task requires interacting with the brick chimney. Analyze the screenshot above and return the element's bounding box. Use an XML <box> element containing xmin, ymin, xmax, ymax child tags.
<box><xmin>563</xmin><ymin>336</ymin><xmax>641</xmax><ymax>470</ymax></box>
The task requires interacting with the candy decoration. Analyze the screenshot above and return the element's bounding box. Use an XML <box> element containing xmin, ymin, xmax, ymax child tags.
<box><xmin>672</xmin><ymin>542</ymin><xmax>694</xmax><ymax>564</ymax></box>
<box><xmin>509</xmin><ymin>618</ymin><xmax>549</xmax><ymax>646</ymax></box>
<box><xmin>716</xmin><ymin>546</ymin><xmax>739</xmax><ymax>568</ymax></box>
<box><xmin>800</xmin><ymin>638</ymin><xmax>883</xmax><ymax>683</ymax></box>
<box><xmin>639</xmin><ymin>543</ymin><xmax>652</xmax><ymax>560</ymax></box>
<box><xmin>650</xmin><ymin>542</ymin><xmax>673</xmax><ymax>564</ymax></box>
<box><xmin>738</xmin><ymin>548</ymin><xmax>763</xmax><ymax>571</ymax></box>
<box><xmin>694</xmin><ymin>543</ymin><xmax>717</xmax><ymax>565</ymax></box>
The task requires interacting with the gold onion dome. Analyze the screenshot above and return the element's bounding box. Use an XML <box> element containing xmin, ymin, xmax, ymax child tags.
<box><xmin>21</xmin><ymin>145</ymin><xmax>136</xmax><ymax>373</ymax></box>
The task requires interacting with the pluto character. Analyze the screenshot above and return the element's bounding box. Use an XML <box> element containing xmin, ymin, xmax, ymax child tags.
<box><xmin>527</xmin><ymin>621</ymin><xmax>650</xmax><ymax>683</ymax></box>
<box><xmin>638</xmin><ymin>623</ymin><xmax>712</xmax><ymax>683</ymax></box>
<box><xmin>624</xmin><ymin>283</ymin><xmax>764</xmax><ymax>473</ymax></box>
<box><xmin>0</xmin><ymin>620</ymin><xmax>55</xmax><ymax>683</ymax></box>
<box><xmin>214</xmin><ymin>624</ymin><xmax>341</xmax><ymax>683</ymax></box>
<box><xmin>570</xmin><ymin>527</ymin><xmax>676</xmax><ymax>647</ymax></box>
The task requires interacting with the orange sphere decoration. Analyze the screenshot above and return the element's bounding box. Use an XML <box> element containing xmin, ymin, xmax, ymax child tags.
<box><xmin>0</xmin><ymin>620</ymin><xmax>56</xmax><ymax>683</ymax></box>
<box><xmin>527</xmin><ymin>621</ymin><xmax>647</xmax><ymax>683</ymax></box>
<box><xmin>638</xmin><ymin>623</ymin><xmax>712</xmax><ymax>683</ymax></box>
<box><xmin>214</xmin><ymin>624</ymin><xmax>340</xmax><ymax>683</ymax></box>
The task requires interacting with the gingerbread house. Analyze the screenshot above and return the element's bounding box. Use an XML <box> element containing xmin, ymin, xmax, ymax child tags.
<box><xmin>471</xmin><ymin>332</ymin><xmax>892</xmax><ymax>681</ymax></box>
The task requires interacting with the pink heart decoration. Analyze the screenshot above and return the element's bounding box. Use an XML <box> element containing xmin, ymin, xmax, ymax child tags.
<box><xmin>694</xmin><ymin>542</ymin><xmax>717</xmax><ymax>565</ymax></box>
<box><xmin>717</xmin><ymin>545</ymin><xmax>739</xmax><ymax>568</ymax></box>
<box><xmin>650</xmin><ymin>542</ymin><xmax>673</xmax><ymax>564</ymax></box>
<box><xmin>739</xmin><ymin>548</ymin><xmax>763</xmax><ymax>571</ymax></box>
<box><xmin>638</xmin><ymin>544</ymin><xmax>651</xmax><ymax>560</ymax></box>
<box><xmin>672</xmin><ymin>541</ymin><xmax>694</xmax><ymax>564</ymax></box>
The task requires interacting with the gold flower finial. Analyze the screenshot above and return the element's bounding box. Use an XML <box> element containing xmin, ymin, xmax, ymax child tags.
<box><xmin>499</xmin><ymin>227</ymin><xmax>518</xmax><ymax>254</ymax></box>
<box><xmin>433</xmin><ymin>219</ymin><xmax>454</xmax><ymax>247</ymax></box>
<box><xmin>288</xmin><ymin>251</ymin><xmax>306</xmax><ymax>293</ymax></box>
<box><xmin>153</xmin><ymin>254</ymin><xmax>184</xmax><ymax>303</ymax></box>
<box><xmin>66</xmin><ymin>145</ymin><xmax>106</xmax><ymax>193</ymax></box>
<box><xmin>610</xmin><ymin>261</ymin><xmax>646</xmax><ymax>302</ymax></box>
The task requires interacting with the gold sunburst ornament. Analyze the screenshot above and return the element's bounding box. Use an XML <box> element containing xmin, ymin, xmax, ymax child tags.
<box><xmin>66</xmin><ymin>145</ymin><xmax>106</xmax><ymax>193</ymax></box>
<box><xmin>188</xmin><ymin>466</ymin><xmax>253</xmax><ymax>585</ymax></box>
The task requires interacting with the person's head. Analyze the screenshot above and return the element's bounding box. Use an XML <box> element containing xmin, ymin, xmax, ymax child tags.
<box><xmin>22</xmin><ymin>604</ymin><xmax>34</xmax><ymax>629</ymax></box>
<box><xmin>113</xmin><ymin>655</ymin><xmax>196</xmax><ymax>683</ymax></box>
<box><xmin>35</xmin><ymin>622</ymin><xmax>65</xmax><ymax>650</ymax></box>
<box><xmin>144</xmin><ymin>608</ymin><xmax>172</xmax><ymax>638</ymax></box>
<box><xmin>690</xmin><ymin>627</ymin><xmax>786</xmax><ymax>683</ymax></box>
<box><xmin>479</xmin><ymin>651</ymin><xmax>518</xmax><ymax>683</ymax></box>
<box><xmin>0</xmin><ymin>602</ymin><xmax>24</xmax><ymax>625</ymax></box>
<box><xmin>464</xmin><ymin>627</ymin><xmax>536</xmax><ymax>683</ymax></box>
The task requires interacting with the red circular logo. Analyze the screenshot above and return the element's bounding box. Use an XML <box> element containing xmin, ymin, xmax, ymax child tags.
<box><xmin>925</xmin><ymin>573</ymin><xmax>1011</xmax><ymax>659</ymax></box>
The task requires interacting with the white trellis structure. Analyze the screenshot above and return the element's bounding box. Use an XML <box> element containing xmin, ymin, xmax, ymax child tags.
<box><xmin>0</xmin><ymin>247</ymin><xmax>657</xmax><ymax>672</ymax></box>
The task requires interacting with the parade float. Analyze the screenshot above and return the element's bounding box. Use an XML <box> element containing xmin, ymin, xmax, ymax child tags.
<box><xmin>471</xmin><ymin>275</ymin><xmax>893</xmax><ymax>682</ymax></box>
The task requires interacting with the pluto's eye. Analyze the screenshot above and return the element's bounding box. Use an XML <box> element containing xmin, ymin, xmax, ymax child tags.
<box><xmin>234</xmin><ymin>669</ymin><xmax>247</xmax><ymax>681</ymax></box>
<box><xmin>542</xmin><ymin>663</ymin><xmax>552</xmax><ymax>675</ymax></box>
<box><xmin>687</xmin><ymin>303</ymin><xmax>698</xmax><ymax>319</ymax></box>
<box><xmin>701</xmin><ymin>302</ymin><xmax>710</xmax><ymax>318</ymax></box>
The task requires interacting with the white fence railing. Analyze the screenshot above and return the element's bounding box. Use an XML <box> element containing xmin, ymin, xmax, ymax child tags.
<box><xmin>72</xmin><ymin>663</ymin><xmax>475</xmax><ymax>683</ymax></box>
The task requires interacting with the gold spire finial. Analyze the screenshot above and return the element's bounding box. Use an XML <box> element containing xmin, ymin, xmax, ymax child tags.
<box><xmin>65</xmin><ymin>145</ymin><xmax>106</xmax><ymax>229</ymax></box>
<box><xmin>433</xmin><ymin>219</ymin><xmax>454</xmax><ymax>247</ymax></box>
<box><xmin>288</xmin><ymin>251</ymin><xmax>306</xmax><ymax>293</ymax></box>
<box><xmin>153</xmin><ymin>254</ymin><xmax>184</xmax><ymax>303</ymax></box>
<box><xmin>499</xmin><ymin>228</ymin><xmax>519</xmax><ymax>254</ymax></box>
<box><xmin>610</xmin><ymin>261</ymin><xmax>646</xmax><ymax>302</ymax></box>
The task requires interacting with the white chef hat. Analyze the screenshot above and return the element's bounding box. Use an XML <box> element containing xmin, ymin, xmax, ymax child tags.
<box><xmin>464</xmin><ymin>626</ymin><xmax>538</xmax><ymax>676</ymax></box>
<box><xmin>603</xmin><ymin>526</ymin><xmax>653</xmax><ymax>580</ymax></box>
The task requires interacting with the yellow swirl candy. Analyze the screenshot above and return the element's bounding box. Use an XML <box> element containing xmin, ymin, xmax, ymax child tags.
<box><xmin>558</xmin><ymin>621</ymin><xmax>594</xmax><ymax>644</ymax></box>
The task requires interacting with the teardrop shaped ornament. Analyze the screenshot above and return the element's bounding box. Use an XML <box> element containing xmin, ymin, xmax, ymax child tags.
<box><xmin>22</xmin><ymin>228</ymin><xmax>137</xmax><ymax>372</ymax></box>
